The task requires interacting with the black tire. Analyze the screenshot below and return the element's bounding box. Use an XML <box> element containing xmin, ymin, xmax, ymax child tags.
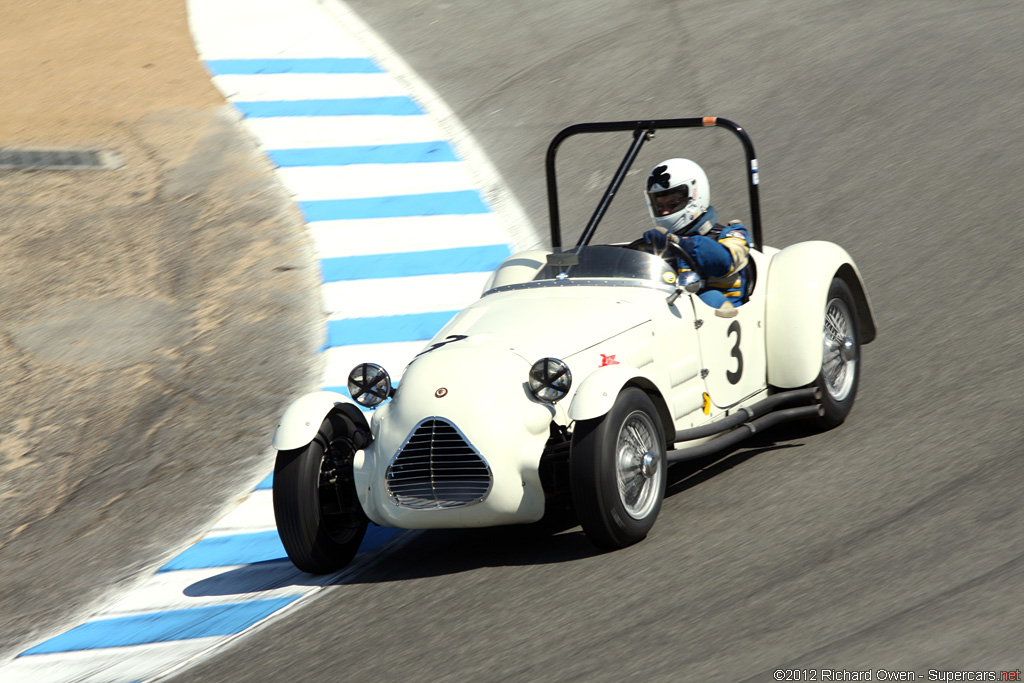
<box><xmin>570</xmin><ymin>388</ymin><xmax>667</xmax><ymax>549</ymax></box>
<box><xmin>814</xmin><ymin>277</ymin><xmax>861</xmax><ymax>428</ymax></box>
<box><xmin>273</xmin><ymin>414</ymin><xmax>368</xmax><ymax>574</ymax></box>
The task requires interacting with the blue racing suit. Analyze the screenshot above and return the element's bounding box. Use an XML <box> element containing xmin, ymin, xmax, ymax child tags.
<box><xmin>645</xmin><ymin>206</ymin><xmax>751</xmax><ymax>308</ymax></box>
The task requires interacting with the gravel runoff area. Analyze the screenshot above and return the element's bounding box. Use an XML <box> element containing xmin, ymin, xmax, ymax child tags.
<box><xmin>0</xmin><ymin>0</ymin><xmax>322</xmax><ymax>660</ymax></box>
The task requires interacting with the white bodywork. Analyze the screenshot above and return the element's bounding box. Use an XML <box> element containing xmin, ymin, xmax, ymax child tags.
<box><xmin>272</xmin><ymin>390</ymin><xmax>349</xmax><ymax>451</ymax></box>
<box><xmin>276</xmin><ymin>241</ymin><xmax>873</xmax><ymax>530</ymax></box>
<box><xmin>764</xmin><ymin>241</ymin><xmax>874</xmax><ymax>388</ymax></box>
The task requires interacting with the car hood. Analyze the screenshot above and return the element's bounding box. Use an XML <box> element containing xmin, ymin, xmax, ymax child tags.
<box><xmin>425</xmin><ymin>288</ymin><xmax>652</xmax><ymax>363</ymax></box>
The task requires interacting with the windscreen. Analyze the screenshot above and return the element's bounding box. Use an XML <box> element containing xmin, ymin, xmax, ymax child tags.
<box><xmin>531</xmin><ymin>245</ymin><xmax>676</xmax><ymax>288</ymax></box>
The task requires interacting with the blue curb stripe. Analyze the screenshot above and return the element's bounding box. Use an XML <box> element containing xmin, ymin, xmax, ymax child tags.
<box><xmin>235</xmin><ymin>97</ymin><xmax>422</xmax><ymax>118</ymax></box>
<box><xmin>205</xmin><ymin>58</ymin><xmax>382</xmax><ymax>74</ymax></box>
<box><xmin>158</xmin><ymin>531</ymin><xmax>287</xmax><ymax>572</ymax></box>
<box><xmin>327</xmin><ymin>310</ymin><xmax>459</xmax><ymax>346</ymax></box>
<box><xmin>255</xmin><ymin>473</ymin><xmax>273</xmax><ymax>490</ymax></box>
<box><xmin>267</xmin><ymin>141</ymin><xmax>458</xmax><ymax>166</ymax></box>
<box><xmin>21</xmin><ymin>598</ymin><xmax>301</xmax><ymax>655</ymax></box>
<box><xmin>157</xmin><ymin>527</ymin><xmax>401</xmax><ymax>573</ymax></box>
<box><xmin>360</xmin><ymin>525</ymin><xmax>400</xmax><ymax>553</ymax></box>
<box><xmin>320</xmin><ymin>244</ymin><xmax>511</xmax><ymax>281</ymax></box>
<box><xmin>300</xmin><ymin>190</ymin><xmax>491</xmax><ymax>221</ymax></box>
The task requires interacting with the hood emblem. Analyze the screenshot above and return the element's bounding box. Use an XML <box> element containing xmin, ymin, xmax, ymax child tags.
<box><xmin>435</xmin><ymin>387</ymin><xmax>448</xmax><ymax>398</ymax></box>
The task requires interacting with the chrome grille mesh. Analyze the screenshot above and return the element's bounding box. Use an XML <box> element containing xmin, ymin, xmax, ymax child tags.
<box><xmin>386</xmin><ymin>418</ymin><xmax>492</xmax><ymax>509</ymax></box>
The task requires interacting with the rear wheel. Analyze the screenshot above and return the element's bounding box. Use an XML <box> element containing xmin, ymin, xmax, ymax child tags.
<box><xmin>570</xmin><ymin>388</ymin><xmax>667</xmax><ymax>549</ymax></box>
<box><xmin>273</xmin><ymin>414</ymin><xmax>368</xmax><ymax>574</ymax></box>
<box><xmin>814</xmin><ymin>277</ymin><xmax>861</xmax><ymax>428</ymax></box>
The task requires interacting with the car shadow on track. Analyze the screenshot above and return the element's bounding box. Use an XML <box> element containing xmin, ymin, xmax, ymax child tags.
<box><xmin>339</xmin><ymin>422</ymin><xmax>820</xmax><ymax>584</ymax></box>
<box><xmin>665</xmin><ymin>421</ymin><xmax>817</xmax><ymax>498</ymax></box>
<box><xmin>182</xmin><ymin>423</ymin><xmax>821</xmax><ymax>592</ymax></box>
<box><xmin>183</xmin><ymin>560</ymin><xmax>330</xmax><ymax>597</ymax></box>
<box><xmin>340</xmin><ymin>512</ymin><xmax>599</xmax><ymax>584</ymax></box>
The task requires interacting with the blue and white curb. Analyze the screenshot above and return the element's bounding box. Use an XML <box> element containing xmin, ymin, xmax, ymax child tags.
<box><xmin>0</xmin><ymin>0</ymin><xmax>535</xmax><ymax>680</ymax></box>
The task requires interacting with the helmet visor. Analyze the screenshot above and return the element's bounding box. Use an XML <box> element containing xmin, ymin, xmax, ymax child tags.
<box><xmin>648</xmin><ymin>185</ymin><xmax>691</xmax><ymax>217</ymax></box>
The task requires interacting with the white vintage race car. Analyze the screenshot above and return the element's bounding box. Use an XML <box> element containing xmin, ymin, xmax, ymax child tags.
<box><xmin>271</xmin><ymin>117</ymin><xmax>876</xmax><ymax>573</ymax></box>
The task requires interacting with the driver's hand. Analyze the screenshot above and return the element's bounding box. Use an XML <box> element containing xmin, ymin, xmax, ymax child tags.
<box><xmin>643</xmin><ymin>228</ymin><xmax>679</xmax><ymax>250</ymax></box>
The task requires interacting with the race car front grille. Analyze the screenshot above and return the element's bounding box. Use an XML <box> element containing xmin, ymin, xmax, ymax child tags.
<box><xmin>386</xmin><ymin>418</ymin><xmax>492</xmax><ymax>509</ymax></box>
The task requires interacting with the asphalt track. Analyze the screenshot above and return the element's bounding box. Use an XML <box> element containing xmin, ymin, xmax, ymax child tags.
<box><xmin>164</xmin><ymin>0</ymin><xmax>1024</xmax><ymax>681</ymax></box>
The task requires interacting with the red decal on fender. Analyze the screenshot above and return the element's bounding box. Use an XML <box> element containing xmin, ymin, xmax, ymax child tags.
<box><xmin>600</xmin><ymin>354</ymin><xmax>620</xmax><ymax>367</ymax></box>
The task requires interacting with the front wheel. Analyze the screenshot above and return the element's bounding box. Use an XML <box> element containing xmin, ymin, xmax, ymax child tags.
<box><xmin>570</xmin><ymin>388</ymin><xmax>667</xmax><ymax>549</ymax></box>
<box><xmin>814</xmin><ymin>277</ymin><xmax>861</xmax><ymax>428</ymax></box>
<box><xmin>273</xmin><ymin>414</ymin><xmax>368</xmax><ymax>574</ymax></box>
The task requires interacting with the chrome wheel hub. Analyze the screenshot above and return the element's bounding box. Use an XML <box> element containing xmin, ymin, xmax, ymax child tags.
<box><xmin>639</xmin><ymin>451</ymin><xmax>658</xmax><ymax>479</ymax></box>
<box><xmin>840</xmin><ymin>338</ymin><xmax>856</xmax><ymax>362</ymax></box>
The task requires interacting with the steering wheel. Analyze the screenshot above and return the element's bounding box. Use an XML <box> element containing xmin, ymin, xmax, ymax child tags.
<box><xmin>627</xmin><ymin>236</ymin><xmax>708</xmax><ymax>281</ymax></box>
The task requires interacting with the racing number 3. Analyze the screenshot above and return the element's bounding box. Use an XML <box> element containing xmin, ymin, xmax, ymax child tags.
<box><xmin>726</xmin><ymin>321</ymin><xmax>743</xmax><ymax>384</ymax></box>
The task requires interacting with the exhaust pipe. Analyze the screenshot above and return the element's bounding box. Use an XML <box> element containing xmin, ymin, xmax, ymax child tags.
<box><xmin>663</xmin><ymin>401</ymin><xmax>823</xmax><ymax>464</ymax></box>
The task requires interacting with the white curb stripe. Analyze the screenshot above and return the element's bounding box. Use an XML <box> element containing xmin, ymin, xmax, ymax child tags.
<box><xmin>322</xmin><ymin>272</ymin><xmax>492</xmax><ymax>319</ymax></box>
<box><xmin>99</xmin><ymin>564</ymin><xmax>306</xmax><ymax>616</ymax></box>
<box><xmin>190</xmin><ymin>2</ymin><xmax>368</xmax><ymax>58</ymax></box>
<box><xmin>309</xmin><ymin>214</ymin><xmax>512</xmax><ymax>258</ymax></box>
<box><xmin>202</xmin><ymin>489</ymin><xmax>276</xmax><ymax>536</ymax></box>
<box><xmin>276</xmin><ymin>161</ymin><xmax>477</xmax><ymax>201</ymax></box>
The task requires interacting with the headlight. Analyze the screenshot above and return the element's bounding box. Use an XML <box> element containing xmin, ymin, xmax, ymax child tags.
<box><xmin>528</xmin><ymin>358</ymin><xmax>572</xmax><ymax>403</ymax></box>
<box><xmin>347</xmin><ymin>363</ymin><xmax>393</xmax><ymax>407</ymax></box>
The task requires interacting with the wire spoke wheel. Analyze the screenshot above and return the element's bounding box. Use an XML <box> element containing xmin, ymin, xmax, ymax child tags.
<box><xmin>822</xmin><ymin>297</ymin><xmax>857</xmax><ymax>401</ymax></box>
<box><xmin>615</xmin><ymin>411</ymin><xmax>662</xmax><ymax>520</ymax></box>
<box><xmin>571</xmin><ymin>388</ymin><xmax>667</xmax><ymax>549</ymax></box>
<box><xmin>813</xmin><ymin>278</ymin><xmax>861</xmax><ymax>428</ymax></box>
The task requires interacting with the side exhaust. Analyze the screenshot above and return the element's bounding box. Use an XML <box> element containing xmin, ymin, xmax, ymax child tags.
<box><xmin>666</xmin><ymin>388</ymin><xmax>822</xmax><ymax>464</ymax></box>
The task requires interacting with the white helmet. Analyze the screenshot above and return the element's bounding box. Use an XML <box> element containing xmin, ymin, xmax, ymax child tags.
<box><xmin>645</xmin><ymin>158</ymin><xmax>711</xmax><ymax>235</ymax></box>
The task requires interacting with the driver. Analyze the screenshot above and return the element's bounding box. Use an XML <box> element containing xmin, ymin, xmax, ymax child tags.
<box><xmin>642</xmin><ymin>158</ymin><xmax>751</xmax><ymax>309</ymax></box>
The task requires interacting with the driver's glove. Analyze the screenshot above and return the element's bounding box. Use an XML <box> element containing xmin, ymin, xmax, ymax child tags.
<box><xmin>643</xmin><ymin>227</ymin><xmax>679</xmax><ymax>250</ymax></box>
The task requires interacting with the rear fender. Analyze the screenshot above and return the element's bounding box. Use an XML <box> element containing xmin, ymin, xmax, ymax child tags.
<box><xmin>765</xmin><ymin>241</ymin><xmax>876</xmax><ymax>388</ymax></box>
<box><xmin>272</xmin><ymin>391</ymin><xmax>370</xmax><ymax>451</ymax></box>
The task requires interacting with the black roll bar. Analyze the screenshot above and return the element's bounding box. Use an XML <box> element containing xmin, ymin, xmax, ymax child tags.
<box><xmin>544</xmin><ymin>117</ymin><xmax>762</xmax><ymax>250</ymax></box>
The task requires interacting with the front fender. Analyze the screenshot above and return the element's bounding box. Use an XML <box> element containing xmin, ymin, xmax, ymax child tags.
<box><xmin>272</xmin><ymin>391</ymin><xmax>369</xmax><ymax>451</ymax></box>
<box><xmin>765</xmin><ymin>241</ymin><xmax>876</xmax><ymax>388</ymax></box>
<box><xmin>568</xmin><ymin>365</ymin><xmax>660</xmax><ymax>422</ymax></box>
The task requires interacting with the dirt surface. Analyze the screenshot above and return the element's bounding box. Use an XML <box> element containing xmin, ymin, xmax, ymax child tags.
<box><xmin>0</xmin><ymin>1</ymin><xmax>320</xmax><ymax>660</ymax></box>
